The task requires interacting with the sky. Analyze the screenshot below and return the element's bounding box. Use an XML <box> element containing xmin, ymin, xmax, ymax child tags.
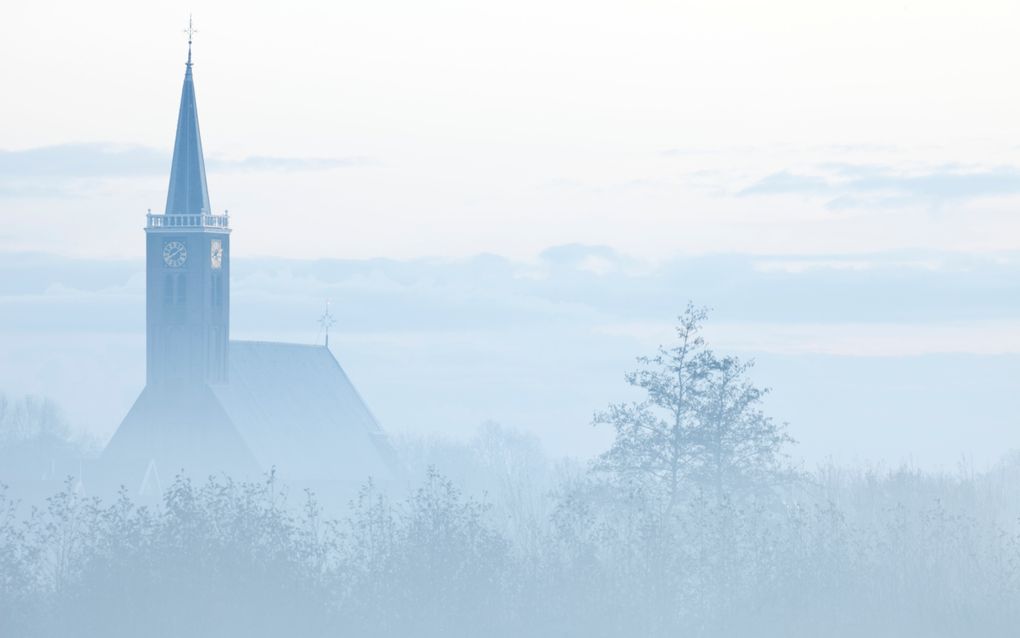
<box><xmin>2</xmin><ymin>0</ymin><xmax>1020</xmax><ymax>467</ymax></box>
<box><xmin>5</xmin><ymin>0</ymin><xmax>1020</xmax><ymax>259</ymax></box>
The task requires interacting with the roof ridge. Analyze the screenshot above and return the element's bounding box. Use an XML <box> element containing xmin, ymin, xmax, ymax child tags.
<box><xmin>230</xmin><ymin>339</ymin><xmax>327</xmax><ymax>349</ymax></box>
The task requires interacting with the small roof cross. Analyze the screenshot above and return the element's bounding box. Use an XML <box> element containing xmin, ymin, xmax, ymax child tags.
<box><xmin>319</xmin><ymin>300</ymin><xmax>337</xmax><ymax>348</ymax></box>
<box><xmin>184</xmin><ymin>15</ymin><xmax>197</xmax><ymax>65</ymax></box>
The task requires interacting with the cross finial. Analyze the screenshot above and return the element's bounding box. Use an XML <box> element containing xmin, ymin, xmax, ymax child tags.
<box><xmin>319</xmin><ymin>299</ymin><xmax>337</xmax><ymax>348</ymax></box>
<box><xmin>185</xmin><ymin>15</ymin><xmax>197</xmax><ymax>66</ymax></box>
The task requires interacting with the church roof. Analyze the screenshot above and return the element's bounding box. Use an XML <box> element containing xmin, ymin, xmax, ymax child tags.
<box><xmin>103</xmin><ymin>341</ymin><xmax>399</xmax><ymax>485</ymax></box>
<box><xmin>213</xmin><ymin>341</ymin><xmax>399</xmax><ymax>482</ymax></box>
<box><xmin>164</xmin><ymin>55</ymin><xmax>211</xmax><ymax>215</ymax></box>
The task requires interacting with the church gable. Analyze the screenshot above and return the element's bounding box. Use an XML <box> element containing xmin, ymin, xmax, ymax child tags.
<box><xmin>103</xmin><ymin>383</ymin><xmax>261</xmax><ymax>479</ymax></box>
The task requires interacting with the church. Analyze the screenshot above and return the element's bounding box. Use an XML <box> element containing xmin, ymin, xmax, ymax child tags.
<box><xmin>102</xmin><ymin>42</ymin><xmax>398</xmax><ymax>491</ymax></box>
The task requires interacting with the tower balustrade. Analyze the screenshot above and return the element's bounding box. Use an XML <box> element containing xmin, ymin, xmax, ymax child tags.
<box><xmin>147</xmin><ymin>212</ymin><xmax>230</xmax><ymax>229</ymax></box>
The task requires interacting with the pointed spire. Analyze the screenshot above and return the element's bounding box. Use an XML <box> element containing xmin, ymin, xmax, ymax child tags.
<box><xmin>165</xmin><ymin>18</ymin><xmax>211</xmax><ymax>215</ymax></box>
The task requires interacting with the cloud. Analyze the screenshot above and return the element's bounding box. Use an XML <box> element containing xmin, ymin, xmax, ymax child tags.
<box><xmin>739</xmin><ymin>170</ymin><xmax>831</xmax><ymax>196</ymax></box>
<box><xmin>6</xmin><ymin>248</ymin><xmax>1020</xmax><ymax>356</ymax></box>
<box><xmin>739</xmin><ymin>164</ymin><xmax>1020</xmax><ymax>208</ymax></box>
<box><xmin>0</xmin><ymin>144</ymin><xmax>166</xmax><ymax>179</ymax></box>
<box><xmin>591</xmin><ymin>319</ymin><xmax>1020</xmax><ymax>357</ymax></box>
<box><xmin>538</xmin><ymin>243</ymin><xmax>620</xmax><ymax>265</ymax></box>
<box><xmin>0</xmin><ymin>183</ymin><xmax>78</xmax><ymax>199</ymax></box>
<box><xmin>207</xmin><ymin>155</ymin><xmax>372</xmax><ymax>172</ymax></box>
<box><xmin>0</xmin><ymin>144</ymin><xmax>369</xmax><ymax>186</ymax></box>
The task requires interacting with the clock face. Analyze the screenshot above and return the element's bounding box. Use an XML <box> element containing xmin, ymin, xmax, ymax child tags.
<box><xmin>163</xmin><ymin>241</ymin><xmax>187</xmax><ymax>268</ymax></box>
<box><xmin>210</xmin><ymin>239</ymin><xmax>223</xmax><ymax>269</ymax></box>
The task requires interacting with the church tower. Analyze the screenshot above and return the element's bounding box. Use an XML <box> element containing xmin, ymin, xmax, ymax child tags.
<box><xmin>103</xmin><ymin>32</ymin><xmax>399</xmax><ymax>489</ymax></box>
<box><xmin>145</xmin><ymin>42</ymin><xmax>230</xmax><ymax>386</ymax></box>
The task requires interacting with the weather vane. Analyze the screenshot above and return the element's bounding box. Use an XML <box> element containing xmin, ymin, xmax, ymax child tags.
<box><xmin>184</xmin><ymin>15</ymin><xmax>197</xmax><ymax>65</ymax></box>
<box><xmin>319</xmin><ymin>300</ymin><xmax>337</xmax><ymax>348</ymax></box>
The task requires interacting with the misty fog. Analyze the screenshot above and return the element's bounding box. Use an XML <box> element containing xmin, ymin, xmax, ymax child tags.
<box><xmin>6</xmin><ymin>2</ymin><xmax>1020</xmax><ymax>636</ymax></box>
<box><xmin>3</xmin><ymin>307</ymin><xmax>1020</xmax><ymax>637</ymax></box>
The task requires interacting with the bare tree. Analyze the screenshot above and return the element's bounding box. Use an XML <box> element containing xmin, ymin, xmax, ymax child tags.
<box><xmin>691</xmin><ymin>356</ymin><xmax>795</xmax><ymax>498</ymax></box>
<box><xmin>593</xmin><ymin>304</ymin><xmax>794</xmax><ymax>507</ymax></box>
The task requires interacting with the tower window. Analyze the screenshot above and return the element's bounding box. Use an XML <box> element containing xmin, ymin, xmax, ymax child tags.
<box><xmin>212</xmin><ymin>274</ymin><xmax>223</xmax><ymax>308</ymax></box>
<box><xmin>163</xmin><ymin>275</ymin><xmax>174</xmax><ymax>307</ymax></box>
<box><xmin>176</xmin><ymin>274</ymin><xmax>187</xmax><ymax>306</ymax></box>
